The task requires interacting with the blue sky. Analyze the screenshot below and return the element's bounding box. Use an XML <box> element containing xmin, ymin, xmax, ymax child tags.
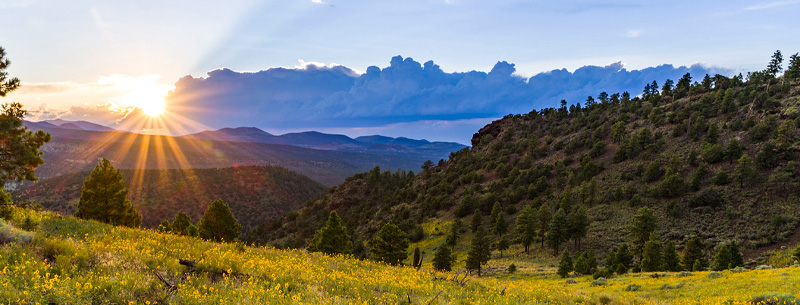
<box><xmin>1</xmin><ymin>0</ymin><xmax>799</xmax><ymax>144</ymax></box>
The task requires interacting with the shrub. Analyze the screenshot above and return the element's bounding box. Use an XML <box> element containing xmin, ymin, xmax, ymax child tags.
<box><xmin>593</xmin><ymin>267</ymin><xmax>613</xmax><ymax>279</ymax></box>
<box><xmin>598</xmin><ymin>296</ymin><xmax>612</xmax><ymax>304</ymax></box>
<box><xmin>676</xmin><ymin>271</ymin><xmax>694</xmax><ymax>277</ymax></box>
<box><xmin>756</xmin><ymin>265</ymin><xmax>773</xmax><ymax>270</ymax></box>
<box><xmin>566</xmin><ymin>278</ymin><xmax>577</xmax><ymax>284</ymax></box>
<box><xmin>590</xmin><ymin>278</ymin><xmax>608</xmax><ymax>287</ymax></box>
<box><xmin>707</xmin><ymin>272</ymin><xmax>723</xmax><ymax>279</ymax></box>
<box><xmin>507</xmin><ymin>263</ymin><xmax>516</xmax><ymax>274</ymax></box>
<box><xmin>615</xmin><ymin>263</ymin><xmax>628</xmax><ymax>275</ymax></box>
<box><xmin>750</xmin><ymin>293</ymin><xmax>799</xmax><ymax>305</ymax></box>
<box><xmin>624</xmin><ymin>284</ymin><xmax>640</xmax><ymax>291</ymax></box>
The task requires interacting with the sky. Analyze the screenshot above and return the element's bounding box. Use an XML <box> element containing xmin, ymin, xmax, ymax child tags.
<box><xmin>1</xmin><ymin>0</ymin><xmax>799</xmax><ymax>144</ymax></box>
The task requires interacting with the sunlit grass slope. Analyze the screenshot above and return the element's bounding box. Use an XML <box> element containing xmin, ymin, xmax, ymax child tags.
<box><xmin>2</xmin><ymin>207</ymin><xmax>800</xmax><ymax>304</ymax></box>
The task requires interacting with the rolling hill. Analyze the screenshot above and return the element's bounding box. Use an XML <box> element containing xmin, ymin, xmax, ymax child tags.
<box><xmin>251</xmin><ymin>71</ymin><xmax>800</xmax><ymax>263</ymax></box>
<box><xmin>12</xmin><ymin>165</ymin><xmax>328</xmax><ymax>230</ymax></box>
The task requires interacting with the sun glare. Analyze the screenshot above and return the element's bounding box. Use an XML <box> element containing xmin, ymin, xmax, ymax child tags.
<box><xmin>100</xmin><ymin>74</ymin><xmax>172</xmax><ymax>117</ymax></box>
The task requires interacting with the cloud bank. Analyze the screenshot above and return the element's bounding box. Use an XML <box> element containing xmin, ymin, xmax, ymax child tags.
<box><xmin>166</xmin><ymin>56</ymin><xmax>728</xmax><ymax>131</ymax></box>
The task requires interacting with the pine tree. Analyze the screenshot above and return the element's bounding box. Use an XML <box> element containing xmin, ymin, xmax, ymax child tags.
<box><xmin>515</xmin><ymin>204</ymin><xmax>536</xmax><ymax>253</ymax></box>
<box><xmin>705</xmin><ymin>124</ymin><xmax>719</xmax><ymax>144</ymax></box>
<box><xmin>733</xmin><ymin>154</ymin><xmax>757</xmax><ymax>187</ymax></box>
<box><xmin>465</xmin><ymin>225</ymin><xmax>491</xmax><ymax>276</ymax></box>
<box><xmin>1</xmin><ymin>47</ymin><xmax>21</xmax><ymax>96</ymax></box>
<box><xmin>171</xmin><ymin>210</ymin><xmax>192</xmax><ymax>236</ymax></box>
<box><xmin>490</xmin><ymin>201</ymin><xmax>508</xmax><ymax>236</ymax></box>
<box><xmin>662</xmin><ymin>241</ymin><xmax>682</xmax><ymax>272</ymax></box>
<box><xmin>432</xmin><ymin>243</ymin><xmax>453</xmax><ymax>271</ymax></box>
<box><xmin>681</xmin><ymin>235</ymin><xmax>706</xmax><ymax>271</ymax></box>
<box><xmin>471</xmin><ymin>212</ymin><xmax>483</xmax><ymax>232</ymax></box>
<box><xmin>311</xmin><ymin>211</ymin><xmax>353</xmax><ymax>255</ymax></box>
<box><xmin>446</xmin><ymin>219</ymin><xmax>462</xmax><ymax>251</ymax></box>
<box><xmin>713</xmin><ymin>243</ymin><xmax>732</xmax><ymax>271</ymax></box>
<box><xmin>157</xmin><ymin>220</ymin><xmax>172</xmax><ymax>233</ymax></box>
<box><xmin>75</xmin><ymin>158</ymin><xmax>141</xmax><ymax>228</ymax></box>
<box><xmin>557</xmin><ymin>250</ymin><xmax>573</xmax><ymax>278</ymax></box>
<box><xmin>729</xmin><ymin>240</ymin><xmax>744</xmax><ymax>268</ymax></box>
<box><xmin>786</xmin><ymin>53</ymin><xmax>800</xmax><ymax>81</ymax></box>
<box><xmin>628</xmin><ymin>206</ymin><xmax>658</xmax><ymax>258</ymax></box>
<box><xmin>567</xmin><ymin>206</ymin><xmax>590</xmax><ymax>251</ymax></box>
<box><xmin>641</xmin><ymin>232</ymin><xmax>663</xmax><ymax>272</ymax></box>
<box><xmin>573</xmin><ymin>252</ymin><xmax>589</xmax><ymax>275</ymax></box>
<box><xmin>537</xmin><ymin>204</ymin><xmax>551</xmax><ymax>248</ymax></box>
<box><xmin>371</xmin><ymin>221</ymin><xmax>410</xmax><ymax>265</ymax></box>
<box><xmin>496</xmin><ymin>235</ymin><xmax>509</xmax><ymax>258</ymax></box>
<box><xmin>726</xmin><ymin>138</ymin><xmax>744</xmax><ymax>164</ymax></box>
<box><xmin>546</xmin><ymin>208</ymin><xmax>569</xmax><ymax>255</ymax></box>
<box><xmin>197</xmin><ymin>199</ymin><xmax>242</xmax><ymax>242</ymax></box>
<box><xmin>767</xmin><ymin>50</ymin><xmax>784</xmax><ymax>77</ymax></box>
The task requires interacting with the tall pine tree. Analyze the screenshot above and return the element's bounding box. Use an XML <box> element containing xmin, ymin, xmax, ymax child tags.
<box><xmin>465</xmin><ymin>225</ymin><xmax>491</xmax><ymax>276</ymax></box>
<box><xmin>197</xmin><ymin>199</ymin><xmax>242</xmax><ymax>242</ymax></box>
<box><xmin>370</xmin><ymin>221</ymin><xmax>410</xmax><ymax>265</ymax></box>
<box><xmin>311</xmin><ymin>211</ymin><xmax>353</xmax><ymax>255</ymax></box>
<box><xmin>75</xmin><ymin>158</ymin><xmax>141</xmax><ymax>228</ymax></box>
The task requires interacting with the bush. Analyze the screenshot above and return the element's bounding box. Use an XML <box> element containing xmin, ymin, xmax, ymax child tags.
<box><xmin>750</xmin><ymin>293</ymin><xmax>799</xmax><ymax>305</ymax></box>
<box><xmin>756</xmin><ymin>265</ymin><xmax>773</xmax><ymax>270</ymax></box>
<box><xmin>508</xmin><ymin>263</ymin><xmax>516</xmax><ymax>274</ymax></box>
<box><xmin>598</xmin><ymin>296</ymin><xmax>612</xmax><ymax>304</ymax></box>
<box><xmin>566</xmin><ymin>278</ymin><xmax>577</xmax><ymax>284</ymax></box>
<box><xmin>707</xmin><ymin>272</ymin><xmax>723</xmax><ymax>278</ymax></box>
<box><xmin>731</xmin><ymin>266</ymin><xmax>747</xmax><ymax>273</ymax></box>
<box><xmin>676</xmin><ymin>271</ymin><xmax>694</xmax><ymax>277</ymax></box>
<box><xmin>624</xmin><ymin>284</ymin><xmax>640</xmax><ymax>291</ymax></box>
<box><xmin>590</xmin><ymin>278</ymin><xmax>608</xmax><ymax>287</ymax></box>
<box><xmin>615</xmin><ymin>263</ymin><xmax>628</xmax><ymax>275</ymax></box>
<box><xmin>593</xmin><ymin>267</ymin><xmax>613</xmax><ymax>279</ymax></box>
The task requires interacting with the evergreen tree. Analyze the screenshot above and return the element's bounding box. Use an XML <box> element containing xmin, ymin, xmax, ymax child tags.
<box><xmin>0</xmin><ymin>47</ymin><xmax>21</xmax><ymax>96</ymax></box>
<box><xmin>496</xmin><ymin>235</ymin><xmax>510</xmax><ymax>258</ymax></box>
<box><xmin>755</xmin><ymin>141</ymin><xmax>779</xmax><ymax>170</ymax></box>
<box><xmin>681</xmin><ymin>235</ymin><xmax>706</xmax><ymax>271</ymax></box>
<box><xmin>537</xmin><ymin>204</ymin><xmax>552</xmax><ymax>248</ymax></box>
<box><xmin>712</xmin><ymin>243</ymin><xmax>732</xmax><ymax>271</ymax></box>
<box><xmin>546</xmin><ymin>208</ymin><xmax>569</xmax><ymax>255</ymax></box>
<box><xmin>616</xmin><ymin>244</ymin><xmax>633</xmax><ymax>268</ymax></box>
<box><xmin>432</xmin><ymin>243</ymin><xmax>453</xmax><ymax>271</ymax></box>
<box><xmin>75</xmin><ymin>158</ymin><xmax>141</xmax><ymax>228</ymax></box>
<box><xmin>557</xmin><ymin>250</ymin><xmax>573</xmax><ymax>278</ymax></box>
<box><xmin>662</xmin><ymin>241</ymin><xmax>682</xmax><ymax>272</ymax></box>
<box><xmin>733</xmin><ymin>154</ymin><xmax>758</xmax><ymax>187</ymax></box>
<box><xmin>371</xmin><ymin>221</ymin><xmax>410</xmax><ymax>265</ymax></box>
<box><xmin>465</xmin><ymin>225</ymin><xmax>491</xmax><ymax>276</ymax></box>
<box><xmin>311</xmin><ymin>211</ymin><xmax>353</xmax><ymax>255</ymax></box>
<box><xmin>786</xmin><ymin>53</ymin><xmax>800</xmax><ymax>80</ymax></box>
<box><xmin>471</xmin><ymin>212</ymin><xmax>483</xmax><ymax>232</ymax></box>
<box><xmin>767</xmin><ymin>50</ymin><xmax>784</xmax><ymax>77</ymax></box>
<box><xmin>197</xmin><ymin>199</ymin><xmax>242</xmax><ymax>242</ymax></box>
<box><xmin>573</xmin><ymin>252</ymin><xmax>589</xmax><ymax>275</ymax></box>
<box><xmin>567</xmin><ymin>206</ymin><xmax>590</xmax><ymax>251</ymax></box>
<box><xmin>641</xmin><ymin>232</ymin><xmax>663</xmax><ymax>272</ymax></box>
<box><xmin>171</xmin><ymin>210</ymin><xmax>192</xmax><ymax>236</ymax></box>
<box><xmin>490</xmin><ymin>201</ymin><xmax>508</xmax><ymax>236</ymax></box>
<box><xmin>729</xmin><ymin>240</ymin><xmax>744</xmax><ymax>268</ymax></box>
<box><xmin>586</xmin><ymin>249</ymin><xmax>598</xmax><ymax>273</ymax></box>
<box><xmin>187</xmin><ymin>224</ymin><xmax>199</xmax><ymax>237</ymax></box>
<box><xmin>446</xmin><ymin>219</ymin><xmax>462</xmax><ymax>251</ymax></box>
<box><xmin>726</xmin><ymin>138</ymin><xmax>744</xmax><ymax>164</ymax></box>
<box><xmin>157</xmin><ymin>220</ymin><xmax>172</xmax><ymax>233</ymax></box>
<box><xmin>629</xmin><ymin>206</ymin><xmax>658</xmax><ymax>258</ymax></box>
<box><xmin>515</xmin><ymin>204</ymin><xmax>536</xmax><ymax>253</ymax></box>
<box><xmin>705</xmin><ymin>124</ymin><xmax>719</xmax><ymax>144</ymax></box>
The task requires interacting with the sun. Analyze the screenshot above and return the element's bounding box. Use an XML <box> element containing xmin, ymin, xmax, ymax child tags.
<box><xmin>100</xmin><ymin>74</ymin><xmax>172</xmax><ymax>117</ymax></box>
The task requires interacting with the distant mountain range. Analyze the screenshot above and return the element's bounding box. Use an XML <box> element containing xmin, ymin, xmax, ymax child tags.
<box><xmin>181</xmin><ymin>127</ymin><xmax>466</xmax><ymax>160</ymax></box>
<box><xmin>18</xmin><ymin>120</ymin><xmax>466</xmax><ymax>186</ymax></box>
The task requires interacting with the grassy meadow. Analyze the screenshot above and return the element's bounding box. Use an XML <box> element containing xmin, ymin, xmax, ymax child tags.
<box><xmin>1</xmin><ymin>206</ymin><xmax>799</xmax><ymax>304</ymax></box>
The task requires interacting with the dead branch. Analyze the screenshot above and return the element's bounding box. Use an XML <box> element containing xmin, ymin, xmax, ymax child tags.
<box><xmin>152</xmin><ymin>270</ymin><xmax>175</xmax><ymax>291</ymax></box>
<box><xmin>426</xmin><ymin>290</ymin><xmax>443</xmax><ymax>305</ymax></box>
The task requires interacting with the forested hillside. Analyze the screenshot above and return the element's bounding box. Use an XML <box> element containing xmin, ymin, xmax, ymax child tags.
<box><xmin>13</xmin><ymin>165</ymin><xmax>327</xmax><ymax>229</ymax></box>
<box><xmin>255</xmin><ymin>52</ymin><xmax>800</xmax><ymax>261</ymax></box>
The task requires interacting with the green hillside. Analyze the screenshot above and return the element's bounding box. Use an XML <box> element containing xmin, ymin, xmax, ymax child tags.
<box><xmin>254</xmin><ymin>68</ymin><xmax>800</xmax><ymax>263</ymax></box>
<box><xmin>12</xmin><ymin>165</ymin><xmax>327</xmax><ymax>230</ymax></box>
